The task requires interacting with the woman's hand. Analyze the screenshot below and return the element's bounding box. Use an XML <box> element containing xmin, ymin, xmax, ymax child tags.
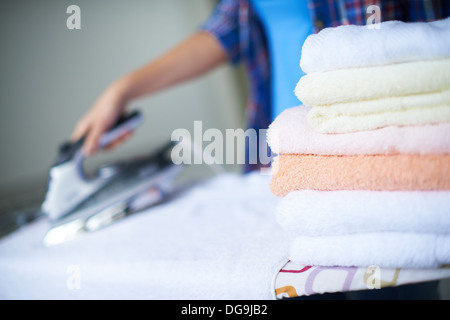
<box><xmin>71</xmin><ymin>83</ymin><xmax>130</xmax><ymax>156</ymax></box>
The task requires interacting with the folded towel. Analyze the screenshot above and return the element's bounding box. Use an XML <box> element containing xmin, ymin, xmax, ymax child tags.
<box><xmin>270</xmin><ymin>154</ymin><xmax>450</xmax><ymax>196</ymax></box>
<box><xmin>310</xmin><ymin>90</ymin><xmax>450</xmax><ymax>117</ymax></box>
<box><xmin>267</xmin><ymin>106</ymin><xmax>450</xmax><ymax>155</ymax></box>
<box><xmin>308</xmin><ymin>93</ymin><xmax>450</xmax><ymax>133</ymax></box>
<box><xmin>289</xmin><ymin>232</ymin><xmax>450</xmax><ymax>269</ymax></box>
<box><xmin>294</xmin><ymin>59</ymin><xmax>450</xmax><ymax>106</ymax></box>
<box><xmin>300</xmin><ymin>18</ymin><xmax>450</xmax><ymax>73</ymax></box>
<box><xmin>276</xmin><ymin>190</ymin><xmax>450</xmax><ymax>237</ymax></box>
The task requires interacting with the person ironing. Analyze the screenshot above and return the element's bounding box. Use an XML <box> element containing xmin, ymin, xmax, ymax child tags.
<box><xmin>71</xmin><ymin>0</ymin><xmax>448</xmax><ymax>171</ymax></box>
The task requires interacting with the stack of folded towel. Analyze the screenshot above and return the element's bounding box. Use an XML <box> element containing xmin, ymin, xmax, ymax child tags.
<box><xmin>267</xmin><ymin>18</ymin><xmax>450</xmax><ymax>271</ymax></box>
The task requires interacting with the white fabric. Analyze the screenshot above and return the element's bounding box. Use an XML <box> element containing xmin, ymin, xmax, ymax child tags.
<box><xmin>289</xmin><ymin>232</ymin><xmax>450</xmax><ymax>269</ymax></box>
<box><xmin>300</xmin><ymin>18</ymin><xmax>450</xmax><ymax>73</ymax></box>
<box><xmin>276</xmin><ymin>190</ymin><xmax>450</xmax><ymax>237</ymax></box>
<box><xmin>0</xmin><ymin>173</ymin><xmax>291</xmax><ymax>300</ymax></box>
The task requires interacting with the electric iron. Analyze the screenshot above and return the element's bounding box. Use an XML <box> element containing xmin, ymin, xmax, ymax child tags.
<box><xmin>41</xmin><ymin>110</ymin><xmax>184</xmax><ymax>246</ymax></box>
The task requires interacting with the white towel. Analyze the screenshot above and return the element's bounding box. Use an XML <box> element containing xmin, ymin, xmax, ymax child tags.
<box><xmin>289</xmin><ymin>232</ymin><xmax>450</xmax><ymax>269</ymax></box>
<box><xmin>300</xmin><ymin>18</ymin><xmax>450</xmax><ymax>73</ymax></box>
<box><xmin>276</xmin><ymin>190</ymin><xmax>450</xmax><ymax>237</ymax></box>
<box><xmin>267</xmin><ymin>106</ymin><xmax>450</xmax><ymax>155</ymax></box>
<box><xmin>294</xmin><ymin>58</ymin><xmax>450</xmax><ymax>106</ymax></box>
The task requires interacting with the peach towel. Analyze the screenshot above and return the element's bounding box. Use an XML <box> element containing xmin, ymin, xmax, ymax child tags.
<box><xmin>270</xmin><ymin>154</ymin><xmax>450</xmax><ymax>197</ymax></box>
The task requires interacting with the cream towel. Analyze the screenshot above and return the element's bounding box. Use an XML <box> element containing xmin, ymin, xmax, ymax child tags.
<box><xmin>267</xmin><ymin>106</ymin><xmax>450</xmax><ymax>155</ymax></box>
<box><xmin>300</xmin><ymin>18</ymin><xmax>450</xmax><ymax>73</ymax></box>
<box><xmin>276</xmin><ymin>190</ymin><xmax>450</xmax><ymax>237</ymax></box>
<box><xmin>294</xmin><ymin>59</ymin><xmax>450</xmax><ymax>106</ymax></box>
<box><xmin>289</xmin><ymin>232</ymin><xmax>450</xmax><ymax>269</ymax></box>
<box><xmin>307</xmin><ymin>91</ymin><xmax>450</xmax><ymax>133</ymax></box>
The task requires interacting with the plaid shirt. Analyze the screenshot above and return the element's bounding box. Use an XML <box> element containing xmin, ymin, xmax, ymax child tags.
<box><xmin>201</xmin><ymin>0</ymin><xmax>449</xmax><ymax>170</ymax></box>
<box><xmin>201</xmin><ymin>0</ymin><xmax>271</xmax><ymax>134</ymax></box>
<box><xmin>310</xmin><ymin>0</ymin><xmax>450</xmax><ymax>30</ymax></box>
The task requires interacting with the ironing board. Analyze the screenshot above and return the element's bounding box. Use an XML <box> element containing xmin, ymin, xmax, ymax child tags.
<box><xmin>250</xmin><ymin>0</ymin><xmax>313</xmax><ymax>120</ymax></box>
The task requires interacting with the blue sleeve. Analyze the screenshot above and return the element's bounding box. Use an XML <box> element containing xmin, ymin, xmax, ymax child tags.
<box><xmin>200</xmin><ymin>0</ymin><xmax>241</xmax><ymax>65</ymax></box>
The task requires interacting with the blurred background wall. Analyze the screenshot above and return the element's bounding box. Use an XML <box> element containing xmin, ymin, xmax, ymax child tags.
<box><xmin>0</xmin><ymin>0</ymin><xmax>247</xmax><ymax>222</ymax></box>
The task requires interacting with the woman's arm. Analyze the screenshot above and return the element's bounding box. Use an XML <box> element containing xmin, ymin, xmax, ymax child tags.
<box><xmin>72</xmin><ymin>31</ymin><xmax>228</xmax><ymax>156</ymax></box>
